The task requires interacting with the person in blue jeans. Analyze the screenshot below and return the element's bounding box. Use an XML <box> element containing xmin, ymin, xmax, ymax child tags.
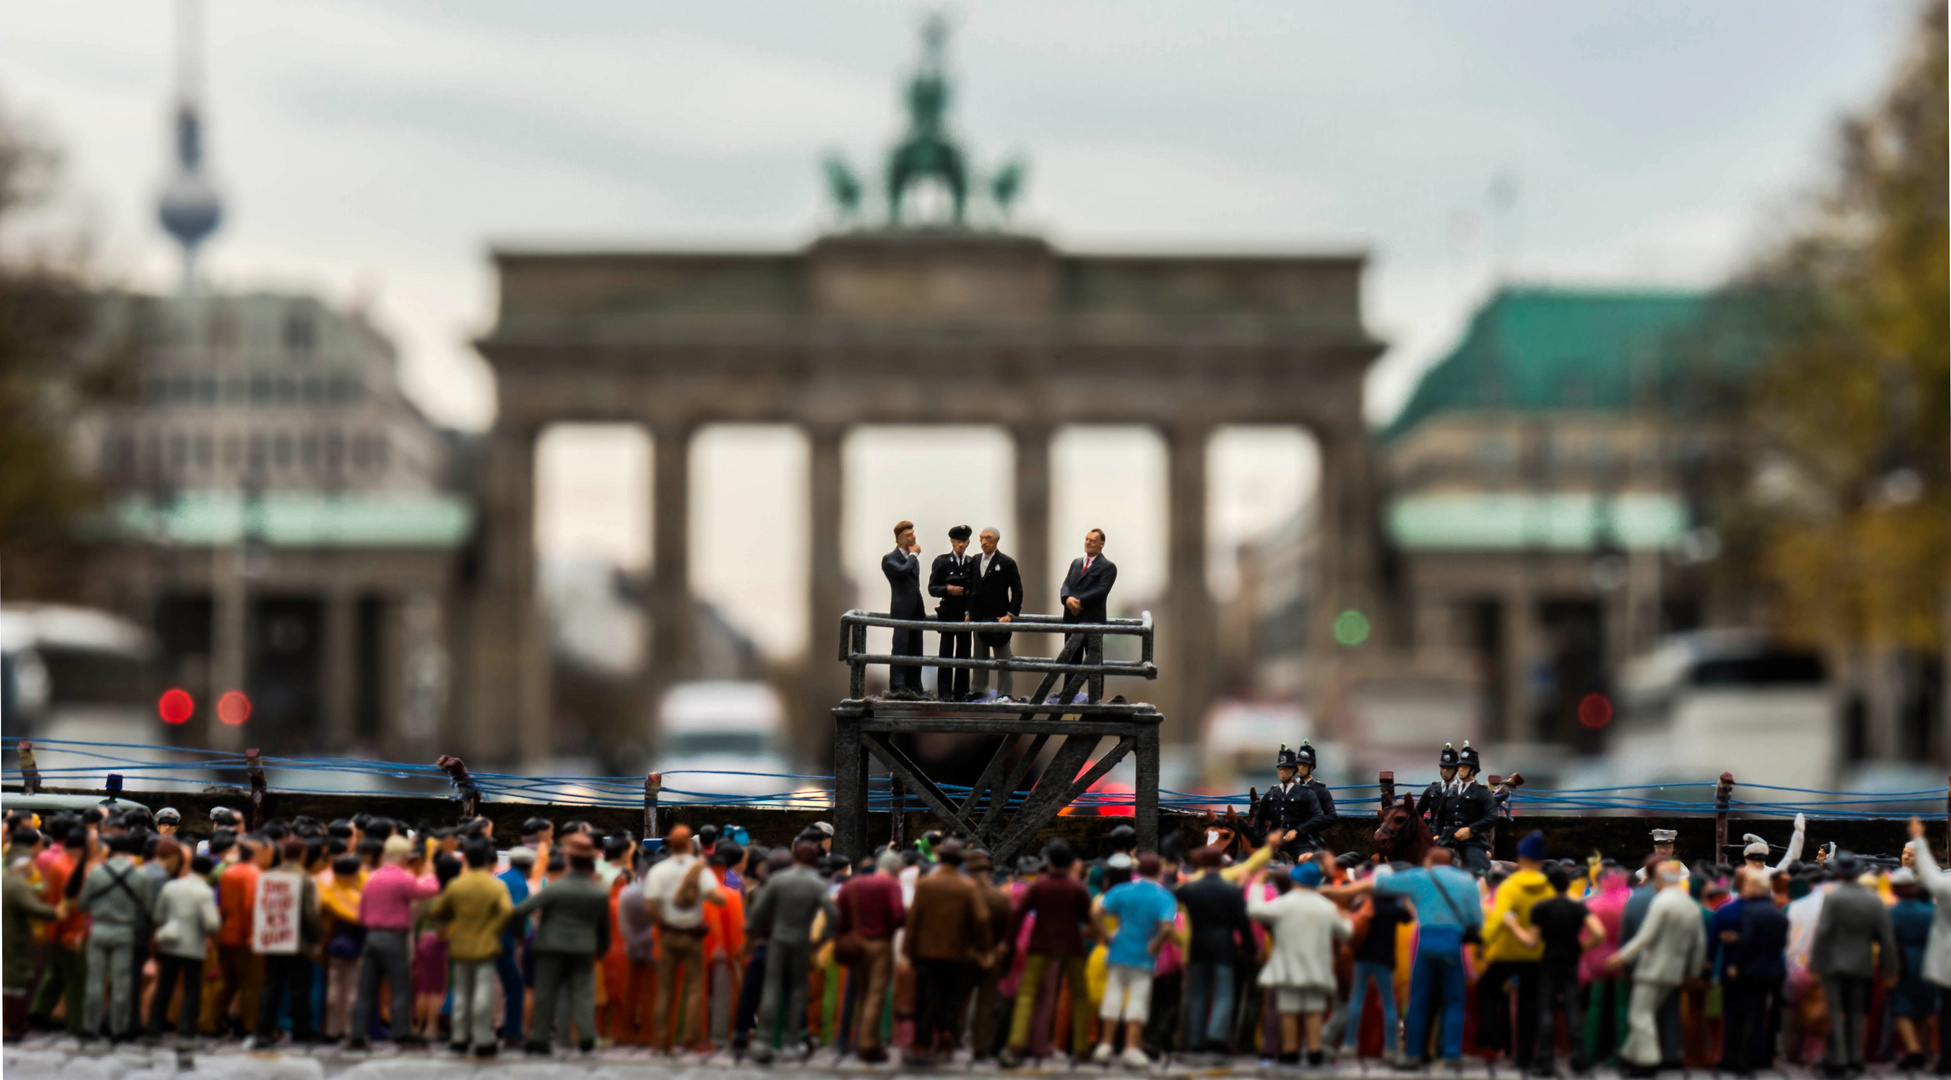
<box><xmin>1342</xmin><ymin>888</ymin><xmax>1410</xmax><ymax>1058</ymax></box>
<box><xmin>1369</xmin><ymin>848</ymin><xmax>1482</xmax><ymax>1064</ymax></box>
<box><xmin>495</xmin><ymin>846</ymin><xmax>535</xmax><ymax>1043</ymax></box>
<box><xmin>1176</xmin><ymin>846</ymin><xmax>1253</xmax><ymax>1055</ymax></box>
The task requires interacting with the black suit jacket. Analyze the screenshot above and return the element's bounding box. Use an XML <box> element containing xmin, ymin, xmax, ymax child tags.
<box><xmin>883</xmin><ymin>548</ymin><xmax>925</xmax><ymax>620</ymax></box>
<box><xmin>928</xmin><ymin>551</ymin><xmax>975</xmax><ymax>619</ymax></box>
<box><xmin>967</xmin><ymin>551</ymin><xmax>1024</xmax><ymax>644</ymax></box>
<box><xmin>1059</xmin><ymin>555</ymin><xmax>1117</xmax><ymax>624</ymax></box>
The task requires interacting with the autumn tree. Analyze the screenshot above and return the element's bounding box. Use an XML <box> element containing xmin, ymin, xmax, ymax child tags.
<box><xmin>1716</xmin><ymin>0</ymin><xmax>1948</xmax><ymax>747</ymax></box>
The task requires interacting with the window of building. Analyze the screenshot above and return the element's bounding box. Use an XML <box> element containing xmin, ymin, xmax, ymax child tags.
<box><xmin>223</xmin><ymin>433</ymin><xmax>241</xmax><ymax>469</ymax></box>
<box><xmin>195</xmin><ymin>433</ymin><xmax>214</xmax><ymax>469</ymax></box>
<box><xmin>103</xmin><ymin>433</ymin><xmax>134</xmax><ymax>478</ymax></box>
<box><xmin>145</xmin><ymin>376</ymin><xmax>168</xmax><ymax>405</ymax></box>
<box><xmin>325</xmin><ymin>429</ymin><xmax>345</xmax><ymax>470</ymax></box>
<box><xmin>169</xmin><ymin>432</ymin><xmax>189</xmax><ymax>469</ymax></box>
<box><xmin>284</xmin><ymin>309</ymin><xmax>316</xmax><ymax>357</ymax></box>
<box><xmin>300</xmin><ymin>432</ymin><xmax>319</xmax><ymax>469</ymax></box>
<box><xmin>275</xmin><ymin>378</ymin><xmax>297</xmax><ymax>406</ymax></box>
<box><xmin>225</xmin><ymin>376</ymin><xmax>246</xmax><ymax>403</ymax></box>
<box><xmin>1475</xmin><ymin>434</ymin><xmax>1513</xmax><ymax>471</ymax></box>
<box><xmin>250</xmin><ymin>374</ymin><xmax>271</xmax><ymax>404</ymax></box>
<box><xmin>248</xmin><ymin>433</ymin><xmax>267</xmax><ymax>472</ymax></box>
<box><xmin>372</xmin><ymin>433</ymin><xmax>388</xmax><ymax>468</ymax></box>
<box><xmin>197</xmin><ymin>376</ymin><xmax>218</xmax><ymax>405</ymax></box>
<box><xmin>301</xmin><ymin>376</ymin><xmax>323</xmax><ymax>406</ymax></box>
<box><xmin>351</xmin><ymin>433</ymin><xmax>371</xmax><ymax>468</ymax></box>
<box><xmin>326</xmin><ymin>375</ymin><xmax>349</xmax><ymax>405</ymax></box>
<box><xmin>170</xmin><ymin>374</ymin><xmax>194</xmax><ymax>403</ymax></box>
<box><xmin>274</xmin><ymin>433</ymin><xmax>294</xmax><ymax>468</ymax></box>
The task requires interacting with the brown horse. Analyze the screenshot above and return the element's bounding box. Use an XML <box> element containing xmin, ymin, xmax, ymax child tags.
<box><xmin>1192</xmin><ymin>803</ymin><xmax>1263</xmax><ymax>863</ymax></box>
<box><xmin>1373</xmin><ymin>792</ymin><xmax>1435</xmax><ymax>865</ymax></box>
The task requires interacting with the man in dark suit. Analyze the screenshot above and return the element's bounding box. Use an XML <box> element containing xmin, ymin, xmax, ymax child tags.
<box><xmin>882</xmin><ymin>520</ymin><xmax>925</xmax><ymax>695</ymax></box>
<box><xmin>1059</xmin><ymin>528</ymin><xmax>1116</xmax><ymax>701</ymax></box>
<box><xmin>928</xmin><ymin>525</ymin><xmax>976</xmax><ymax>702</ymax></box>
<box><xmin>967</xmin><ymin>526</ymin><xmax>1024</xmax><ymax>701</ymax></box>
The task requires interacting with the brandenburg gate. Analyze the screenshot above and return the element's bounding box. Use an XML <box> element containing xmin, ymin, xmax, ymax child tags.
<box><xmin>462</xmin><ymin>24</ymin><xmax>1387</xmax><ymax>764</ymax></box>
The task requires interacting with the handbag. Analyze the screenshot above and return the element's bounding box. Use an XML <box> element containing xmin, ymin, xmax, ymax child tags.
<box><xmin>833</xmin><ymin>880</ymin><xmax>866</xmax><ymax>966</ymax></box>
<box><xmin>1431</xmin><ymin>873</ymin><xmax>1483</xmax><ymax>946</ymax></box>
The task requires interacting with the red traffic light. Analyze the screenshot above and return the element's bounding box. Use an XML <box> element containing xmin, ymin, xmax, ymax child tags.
<box><xmin>217</xmin><ymin>690</ymin><xmax>252</xmax><ymax>726</ymax></box>
<box><xmin>157</xmin><ymin>688</ymin><xmax>194</xmax><ymax>725</ymax></box>
<box><xmin>1578</xmin><ymin>692</ymin><xmax>1613</xmax><ymax>730</ymax></box>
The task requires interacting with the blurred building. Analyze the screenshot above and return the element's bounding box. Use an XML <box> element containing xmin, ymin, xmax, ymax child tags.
<box><xmin>1228</xmin><ymin>286</ymin><xmax>1741</xmax><ymax>766</ymax></box>
<box><xmin>74</xmin><ymin>291</ymin><xmax>474</xmax><ymax>758</ymax></box>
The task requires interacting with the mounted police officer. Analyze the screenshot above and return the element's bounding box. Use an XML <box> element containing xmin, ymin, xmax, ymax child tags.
<box><xmin>1435</xmin><ymin>741</ymin><xmax>1495</xmax><ymax>875</ymax></box>
<box><xmin>1419</xmin><ymin>742</ymin><xmax>1462</xmax><ymax>834</ymax></box>
<box><xmin>1289</xmin><ymin>739</ymin><xmax>1338</xmax><ymax>841</ymax></box>
<box><xmin>1252</xmin><ymin>743</ymin><xmax>1325</xmax><ymax>857</ymax></box>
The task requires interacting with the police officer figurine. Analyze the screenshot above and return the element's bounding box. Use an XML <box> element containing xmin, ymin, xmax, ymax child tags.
<box><xmin>1437</xmin><ymin>741</ymin><xmax>1495</xmax><ymax>875</ymax></box>
<box><xmin>1290</xmin><ymin>739</ymin><xmax>1338</xmax><ymax>844</ymax></box>
<box><xmin>1420</xmin><ymin>742</ymin><xmax>1462</xmax><ymax>834</ymax></box>
<box><xmin>929</xmin><ymin>525</ymin><xmax>976</xmax><ymax>701</ymax></box>
<box><xmin>1252</xmin><ymin>743</ymin><xmax>1324</xmax><ymax>857</ymax></box>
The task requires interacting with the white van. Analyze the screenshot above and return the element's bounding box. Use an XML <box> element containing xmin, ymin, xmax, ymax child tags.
<box><xmin>652</xmin><ymin>681</ymin><xmax>807</xmax><ymax>806</ymax></box>
<box><xmin>1608</xmin><ymin>630</ymin><xmax>1834</xmax><ymax>793</ymax></box>
<box><xmin>1</xmin><ymin>604</ymin><xmax>184</xmax><ymax>787</ymax></box>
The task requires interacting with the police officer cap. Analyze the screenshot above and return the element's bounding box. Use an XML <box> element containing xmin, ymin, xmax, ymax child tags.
<box><xmin>948</xmin><ymin>525</ymin><xmax>972</xmax><ymax>541</ymax></box>
<box><xmin>1293</xmin><ymin>740</ymin><xmax>1317</xmax><ymax>769</ymax></box>
<box><xmin>1275</xmin><ymin>744</ymin><xmax>1300</xmax><ymax>770</ymax></box>
<box><xmin>1457</xmin><ymin>741</ymin><xmax>1481</xmax><ymax>770</ymax></box>
<box><xmin>155</xmin><ymin>807</ymin><xmax>181</xmax><ymax>825</ymax></box>
<box><xmin>1650</xmin><ymin>828</ymin><xmax>1677</xmax><ymax>844</ymax></box>
<box><xmin>1438</xmin><ymin>742</ymin><xmax>1460</xmax><ymax>769</ymax></box>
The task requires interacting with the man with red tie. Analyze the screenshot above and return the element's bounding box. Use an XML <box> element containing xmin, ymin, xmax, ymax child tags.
<box><xmin>1059</xmin><ymin>529</ymin><xmax>1117</xmax><ymax>702</ymax></box>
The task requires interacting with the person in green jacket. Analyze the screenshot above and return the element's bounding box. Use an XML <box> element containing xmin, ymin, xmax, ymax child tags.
<box><xmin>4</xmin><ymin>829</ymin><xmax>57</xmax><ymax>1041</ymax></box>
<box><xmin>426</xmin><ymin>838</ymin><xmax>513</xmax><ymax>1056</ymax></box>
<box><xmin>509</xmin><ymin>833</ymin><xmax>610</xmax><ymax>1055</ymax></box>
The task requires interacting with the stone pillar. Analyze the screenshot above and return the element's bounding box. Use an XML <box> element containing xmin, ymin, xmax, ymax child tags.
<box><xmin>1011</xmin><ymin>424</ymin><xmax>1053</xmax><ymax>622</ymax></box>
<box><xmin>1307</xmin><ymin>426</ymin><xmax>1383</xmax><ymax>741</ymax></box>
<box><xmin>1502</xmin><ymin>578</ymin><xmax>1538</xmax><ymax>743</ymax></box>
<box><xmin>806</xmin><ymin>425</ymin><xmax>849</xmax><ymax>744</ymax></box>
<box><xmin>472</xmin><ymin>422</ymin><xmax>547</xmax><ymax>766</ymax></box>
<box><xmin>1165</xmin><ymin>424</ymin><xmax>1213</xmax><ymax>743</ymax></box>
<box><xmin>321</xmin><ymin>585</ymin><xmax>357</xmax><ymax>752</ymax></box>
<box><xmin>649</xmin><ymin>424</ymin><xmax>693</xmax><ymax>685</ymax></box>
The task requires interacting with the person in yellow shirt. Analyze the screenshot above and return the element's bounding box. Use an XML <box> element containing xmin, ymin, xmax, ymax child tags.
<box><xmin>1476</xmin><ymin>830</ymin><xmax>1553</xmax><ymax>1071</ymax></box>
<box><xmin>317</xmin><ymin>855</ymin><xmax>365</xmax><ymax>1040</ymax></box>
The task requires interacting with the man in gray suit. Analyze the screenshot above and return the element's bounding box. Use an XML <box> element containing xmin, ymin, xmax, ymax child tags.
<box><xmin>510</xmin><ymin>834</ymin><xmax>611</xmax><ymax>1054</ymax></box>
<box><xmin>1811</xmin><ymin>852</ymin><xmax>1899</xmax><ymax>1076</ymax></box>
<box><xmin>745</xmin><ymin>840</ymin><xmax>839</xmax><ymax>1063</ymax></box>
<box><xmin>882</xmin><ymin>520</ymin><xmax>925</xmax><ymax>696</ymax></box>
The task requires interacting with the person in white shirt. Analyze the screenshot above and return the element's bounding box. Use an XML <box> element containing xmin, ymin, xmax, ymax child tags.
<box><xmin>641</xmin><ymin>825</ymin><xmax>723</xmax><ymax>1050</ymax></box>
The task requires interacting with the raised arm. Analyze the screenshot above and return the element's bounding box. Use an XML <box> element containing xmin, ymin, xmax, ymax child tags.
<box><xmin>1775</xmin><ymin>814</ymin><xmax>1806</xmax><ymax>872</ymax></box>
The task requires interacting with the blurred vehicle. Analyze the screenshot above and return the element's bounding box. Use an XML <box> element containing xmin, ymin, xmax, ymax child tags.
<box><xmin>1</xmin><ymin>604</ymin><xmax>186</xmax><ymax>788</ymax></box>
<box><xmin>1606</xmin><ymin>630</ymin><xmax>1834</xmax><ymax>795</ymax></box>
<box><xmin>651</xmin><ymin>680</ymin><xmax>812</xmax><ymax>807</ymax></box>
<box><xmin>0</xmin><ymin>792</ymin><xmax>150</xmax><ymax>816</ymax></box>
<box><xmin>1200</xmin><ymin>699</ymin><xmax>1311</xmax><ymax>795</ymax></box>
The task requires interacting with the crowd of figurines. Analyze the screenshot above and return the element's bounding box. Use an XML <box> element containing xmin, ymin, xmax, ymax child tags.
<box><xmin>2</xmin><ymin>740</ymin><xmax>1948</xmax><ymax>1078</ymax></box>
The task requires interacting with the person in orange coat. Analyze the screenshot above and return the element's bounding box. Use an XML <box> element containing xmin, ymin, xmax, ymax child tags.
<box><xmin>703</xmin><ymin>843</ymin><xmax>748</xmax><ymax>1050</ymax></box>
<box><xmin>204</xmin><ymin>836</ymin><xmax>268</xmax><ymax>1035</ymax></box>
<box><xmin>601</xmin><ymin>853</ymin><xmax>635</xmax><ymax>1041</ymax></box>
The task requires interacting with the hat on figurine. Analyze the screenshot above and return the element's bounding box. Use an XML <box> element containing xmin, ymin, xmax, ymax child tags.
<box><xmin>1275</xmin><ymin>744</ymin><xmax>1300</xmax><ymax>770</ymax></box>
<box><xmin>1650</xmin><ymin>829</ymin><xmax>1678</xmax><ymax>844</ymax></box>
<box><xmin>1438</xmin><ymin>743</ymin><xmax>1460</xmax><ymax>769</ymax></box>
<box><xmin>1293</xmin><ymin>740</ymin><xmax>1317</xmax><ymax>769</ymax></box>
<box><xmin>1743</xmin><ymin>835</ymin><xmax>1770</xmax><ymax>859</ymax></box>
<box><xmin>948</xmin><ymin>525</ymin><xmax>972</xmax><ymax>541</ymax></box>
<box><xmin>1457</xmin><ymin>741</ymin><xmax>1481</xmax><ymax>771</ymax></box>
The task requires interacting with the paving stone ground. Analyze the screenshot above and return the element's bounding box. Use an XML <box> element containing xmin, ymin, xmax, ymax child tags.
<box><xmin>0</xmin><ymin>1038</ymin><xmax>1876</xmax><ymax>1080</ymax></box>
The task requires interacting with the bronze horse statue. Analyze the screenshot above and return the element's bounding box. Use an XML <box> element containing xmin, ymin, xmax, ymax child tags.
<box><xmin>1373</xmin><ymin>792</ymin><xmax>1436</xmax><ymax>865</ymax></box>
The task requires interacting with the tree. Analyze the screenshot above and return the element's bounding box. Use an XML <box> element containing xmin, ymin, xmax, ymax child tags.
<box><xmin>1717</xmin><ymin>1</ymin><xmax>1948</xmax><ymax>712</ymax></box>
<box><xmin>0</xmin><ymin>101</ymin><xmax>114</xmax><ymax>599</ymax></box>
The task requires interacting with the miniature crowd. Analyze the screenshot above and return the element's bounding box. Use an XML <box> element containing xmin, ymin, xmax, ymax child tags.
<box><xmin>7</xmin><ymin>800</ymin><xmax>1951</xmax><ymax>1079</ymax></box>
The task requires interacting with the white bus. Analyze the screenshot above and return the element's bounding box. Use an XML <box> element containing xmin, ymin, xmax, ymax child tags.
<box><xmin>2</xmin><ymin>603</ymin><xmax>171</xmax><ymax>788</ymax></box>
<box><xmin>1605</xmin><ymin>630</ymin><xmax>1833</xmax><ymax>794</ymax></box>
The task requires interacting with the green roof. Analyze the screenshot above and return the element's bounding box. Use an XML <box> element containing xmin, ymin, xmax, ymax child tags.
<box><xmin>1387</xmin><ymin>493</ymin><xmax>1688</xmax><ymax>551</ymax></box>
<box><xmin>100</xmin><ymin>491</ymin><xmax>474</xmax><ymax>549</ymax></box>
<box><xmin>1381</xmin><ymin>287</ymin><xmax>1718</xmax><ymax>442</ymax></box>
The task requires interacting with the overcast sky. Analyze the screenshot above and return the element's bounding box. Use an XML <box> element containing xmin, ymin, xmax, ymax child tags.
<box><xmin>0</xmin><ymin>0</ymin><xmax>1916</xmax><ymax>658</ymax></box>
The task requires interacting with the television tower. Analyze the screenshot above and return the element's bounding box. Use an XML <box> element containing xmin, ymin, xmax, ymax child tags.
<box><xmin>157</xmin><ymin>0</ymin><xmax>222</xmax><ymax>292</ymax></box>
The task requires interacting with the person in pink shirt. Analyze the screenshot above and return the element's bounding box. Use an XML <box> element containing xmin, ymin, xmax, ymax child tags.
<box><xmin>344</xmin><ymin>834</ymin><xmax>439</xmax><ymax>1049</ymax></box>
<box><xmin>1580</xmin><ymin>863</ymin><xmax>1631</xmax><ymax>1059</ymax></box>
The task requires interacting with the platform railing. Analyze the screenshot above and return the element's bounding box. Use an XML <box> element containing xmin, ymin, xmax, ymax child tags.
<box><xmin>837</xmin><ymin>609</ymin><xmax>1156</xmax><ymax>701</ymax></box>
